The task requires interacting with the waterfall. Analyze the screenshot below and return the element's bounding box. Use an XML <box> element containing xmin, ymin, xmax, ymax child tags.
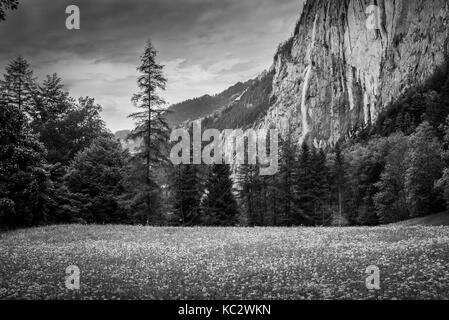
<box><xmin>301</xmin><ymin>65</ymin><xmax>312</xmax><ymax>137</ymax></box>
<box><xmin>301</xmin><ymin>14</ymin><xmax>318</xmax><ymax>138</ymax></box>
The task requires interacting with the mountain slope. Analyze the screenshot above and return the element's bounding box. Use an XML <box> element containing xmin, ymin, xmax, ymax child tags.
<box><xmin>202</xmin><ymin>70</ymin><xmax>275</xmax><ymax>130</ymax></box>
<box><xmin>165</xmin><ymin>80</ymin><xmax>252</xmax><ymax>127</ymax></box>
<box><xmin>168</xmin><ymin>0</ymin><xmax>449</xmax><ymax>147</ymax></box>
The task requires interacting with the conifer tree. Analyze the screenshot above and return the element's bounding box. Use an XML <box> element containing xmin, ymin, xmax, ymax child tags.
<box><xmin>266</xmin><ymin>173</ymin><xmax>281</xmax><ymax>226</ymax></box>
<box><xmin>236</xmin><ymin>163</ymin><xmax>268</xmax><ymax>226</ymax></box>
<box><xmin>293</xmin><ymin>142</ymin><xmax>316</xmax><ymax>225</ymax></box>
<box><xmin>33</xmin><ymin>73</ymin><xmax>72</xmax><ymax>124</ymax></box>
<box><xmin>236</xmin><ymin>164</ymin><xmax>258</xmax><ymax>226</ymax></box>
<box><xmin>276</xmin><ymin>132</ymin><xmax>297</xmax><ymax>225</ymax></box>
<box><xmin>129</xmin><ymin>40</ymin><xmax>170</xmax><ymax>224</ymax></box>
<box><xmin>0</xmin><ymin>93</ymin><xmax>49</xmax><ymax>229</ymax></box>
<box><xmin>1</xmin><ymin>56</ymin><xmax>37</xmax><ymax>115</ymax></box>
<box><xmin>330</xmin><ymin>142</ymin><xmax>346</xmax><ymax>226</ymax></box>
<box><xmin>30</xmin><ymin>73</ymin><xmax>77</xmax><ymax>163</ymax></box>
<box><xmin>201</xmin><ymin>164</ymin><xmax>238</xmax><ymax>226</ymax></box>
<box><xmin>172</xmin><ymin>164</ymin><xmax>203</xmax><ymax>226</ymax></box>
<box><xmin>311</xmin><ymin>148</ymin><xmax>330</xmax><ymax>225</ymax></box>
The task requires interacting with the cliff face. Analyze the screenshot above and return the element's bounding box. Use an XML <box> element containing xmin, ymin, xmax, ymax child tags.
<box><xmin>258</xmin><ymin>0</ymin><xmax>449</xmax><ymax>147</ymax></box>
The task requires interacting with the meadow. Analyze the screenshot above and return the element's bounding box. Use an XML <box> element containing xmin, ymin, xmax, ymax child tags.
<box><xmin>0</xmin><ymin>225</ymin><xmax>448</xmax><ymax>300</ymax></box>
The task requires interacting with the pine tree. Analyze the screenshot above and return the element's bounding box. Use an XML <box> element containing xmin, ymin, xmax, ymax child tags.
<box><xmin>1</xmin><ymin>56</ymin><xmax>37</xmax><ymax>116</ymax></box>
<box><xmin>329</xmin><ymin>142</ymin><xmax>347</xmax><ymax>226</ymax></box>
<box><xmin>266</xmin><ymin>173</ymin><xmax>280</xmax><ymax>226</ymax></box>
<box><xmin>311</xmin><ymin>148</ymin><xmax>330</xmax><ymax>225</ymax></box>
<box><xmin>293</xmin><ymin>142</ymin><xmax>316</xmax><ymax>225</ymax></box>
<box><xmin>0</xmin><ymin>93</ymin><xmax>49</xmax><ymax>229</ymax></box>
<box><xmin>121</xmin><ymin>157</ymin><xmax>165</xmax><ymax>225</ymax></box>
<box><xmin>201</xmin><ymin>164</ymin><xmax>238</xmax><ymax>226</ymax></box>
<box><xmin>172</xmin><ymin>164</ymin><xmax>203</xmax><ymax>226</ymax></box>
<box><xmin>32</xmin><ymin>73</ymin><xmax>72</xmax><ymax>124</ymax></box>
<box><xmin>259</xmin><ymin>174</ymin><xmax>269</xmax><ymax>226</ymax></box>
<box><xmin>30</xmin><ymin>73</ymin><xmax>77</xmax><ymax>163</ymax></box>
<box><xmin>129</xmin><ymin>40</ymin><xmax>170</xmax><ymax>224</ymax></box>
<box><xmin>236</xmin><ymin>164</ymin><xmax>263</xmax><ymax>226</ymax></box>
<box><xmin>276</xmin><ymin>133</ymin><xmax>297</xmax><ymax>225</ymax></box>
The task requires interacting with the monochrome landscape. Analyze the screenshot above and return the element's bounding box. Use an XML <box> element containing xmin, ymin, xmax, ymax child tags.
<box><xmin>1</xmin><ymin>0</ymin><xmax>449</xmax><ymax>300</ymax></box>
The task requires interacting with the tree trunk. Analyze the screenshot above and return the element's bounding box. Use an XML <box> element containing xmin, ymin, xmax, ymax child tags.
<box><xmin>338</xmin><ymin>186</ymin><xmax>342</xmax><ymax>226</ymax></box>
<box><xmin>147</xmin><ymin>57</ymin><xmax>152</xmax><ymax>226</ymax></box>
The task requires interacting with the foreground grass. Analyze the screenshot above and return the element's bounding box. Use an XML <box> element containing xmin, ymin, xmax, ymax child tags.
<box><xmin>1</xmin><ymin>225</ymin><xmax>448</xmax><ymax>300</ymax></box>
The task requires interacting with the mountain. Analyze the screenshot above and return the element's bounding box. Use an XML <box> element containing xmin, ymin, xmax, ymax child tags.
<box><xmin>202</xmin><ymin>70</ymin><xmax>275</xmax><ymax>130</ymax></box>
<box><xmin>165</xmin><ymin>80</ymin><xmax>252</xmax><ymax>127</ymax></box>
<box><xmin>257</xmin><ymin>0</ymin><xmax>449</xmax><ymax>147</ymax></box>
<box><xmin>169</xmin><ymin>0</ymin><xmax>449</xmax><ymax>147</ymax></box>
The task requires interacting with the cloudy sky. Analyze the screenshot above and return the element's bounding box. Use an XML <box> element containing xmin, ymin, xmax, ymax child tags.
<box><xmin>0</xmin><ymin>0</ymin><xmax>303</xmax><ymax>132</ymax></box>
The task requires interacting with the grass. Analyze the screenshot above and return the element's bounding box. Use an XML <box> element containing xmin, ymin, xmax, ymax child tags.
<box><xmin>390</xmin><ymin>212</ymin><xmax>449</xmax><ymax>226</ymax></box>
<box><xmin>1</xmin><ymin>225</ymin><xmax>449</xmax><ymax>300</ymax></box>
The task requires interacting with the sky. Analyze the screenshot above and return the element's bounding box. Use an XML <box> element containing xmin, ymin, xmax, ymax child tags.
<box><xmin>0</xmin><ymin>0</ymin><xmax>303</xmax><ymax>132</ymax></box>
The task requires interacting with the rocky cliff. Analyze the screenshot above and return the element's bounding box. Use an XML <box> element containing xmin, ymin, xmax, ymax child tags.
<box><xmin>259</xmin><ymin>0</ymin><xmax>449</xmax><ymax>147</ymax></box>
<box><xmin>170</xmin><ymin>0</ymin><xmax>449</xmax><ymax>148</ymax></box>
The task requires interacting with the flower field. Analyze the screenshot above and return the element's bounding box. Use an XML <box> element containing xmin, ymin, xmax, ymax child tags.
<box><xmin>1</xmin><ymin>225</ymin><xmax>448</xmax><ymax>300</ymax></box>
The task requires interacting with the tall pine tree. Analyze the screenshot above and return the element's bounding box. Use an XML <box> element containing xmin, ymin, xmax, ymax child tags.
<box><xmin>129</xmin><ymin>40</ymin><xmax>170</xmax><ymax>224</ymax></box>
<box><xmin>293</xmin><ymin>142</ymin><xmax>315</xmax><ymax>225</ymax></box>
<box><xmin>276</xmin><ymin>131</ymin><xmax>297</xmax><ymax>226</ymax></box>
<box><xmin>329</xmin><ymin>142</ymin><xmax>347</xmax><ymax>226</ymax></box>
<box><xmin>310</xmin><ymin>148</ymin><xmax>330</xmax><ymax>225</ymax></box>
<box><xmin>0</xmin><ymin>92</ymin><xmax>49</xmax><ymax>229</ymax></box>
<box><xmin>237</xmin><ymin>164</ymin><xmax>263</xmax><ymax>226</ymax></box>
<box><xmin>1</xmin><ymin>56</ymin><xmax>37</xmax><ymax>116</ymax></box>
<box><xmin>171</xmin><ymin>164</ymin><xmax>203</xmax><ymax>226</ymax></box>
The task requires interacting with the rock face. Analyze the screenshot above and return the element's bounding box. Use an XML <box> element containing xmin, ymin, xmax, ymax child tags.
<box><xmin>258</xmin><ymin>0</ymin><xmax>449</xmax><ymax>147</ymax></box>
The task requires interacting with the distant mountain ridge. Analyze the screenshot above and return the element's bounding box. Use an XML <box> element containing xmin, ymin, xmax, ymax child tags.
<box><xmin>164</xmin><ymin>80</ymin><xmax>252</xmax><ymax>128</ymax></box>
<box><xmin>202</xmin><ymin>69</ymin><xmax>274</xmax><ymax>130</ymax></box>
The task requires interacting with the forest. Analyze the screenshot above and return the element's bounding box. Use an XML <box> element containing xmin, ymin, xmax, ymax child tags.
<box><xmin>2</xmin><ymin>43</ymin><xmax>449</xmax><ymax>230</ymax></box>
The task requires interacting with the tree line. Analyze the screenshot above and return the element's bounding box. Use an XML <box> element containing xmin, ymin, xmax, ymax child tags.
<box><xmin>0</xmin><ymin>41</ymin><xmax>240</xmax><ymax>229</ymax></box>
<box><xmin>2</xmin><ymin>35</ymin><xmax>449</xmax><ymax>229</ymax></box>
<box><xmin>170</xmin><ymin>58</ymin><xmax>449</xmax><ymax>227</ymax></box>
<box><xmin>171</xmin><ymin>112</ymin><xmax>449</xmax><ymax>227</ymax></box>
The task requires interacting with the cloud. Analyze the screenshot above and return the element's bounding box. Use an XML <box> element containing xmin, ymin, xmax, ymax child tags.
<box><xmin>0</xmin><ymin>0</ymin><xmax>303</xmax><ymax>131</ymax></box>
